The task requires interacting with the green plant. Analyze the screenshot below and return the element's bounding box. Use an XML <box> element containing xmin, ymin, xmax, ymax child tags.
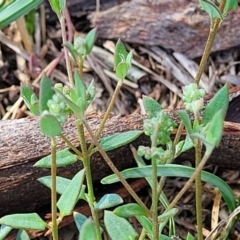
<box><xmin>0</xmin><ymin>0</ymin><xmax>239</xmax><ymax>240</ymax></box>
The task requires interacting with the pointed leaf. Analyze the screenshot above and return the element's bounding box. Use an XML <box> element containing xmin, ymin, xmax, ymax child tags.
<box><xmin>143</xmin><ymin>95</ymin><xmax>162</xmax><ymax>118</ymax></box>
<box><xmin>85</xmin><ymin>28</ymin><xmax>97</xmax><ymax>54</ymax></box>
<box><xmin>73</xmin><ymin>212</ymin><xmax>88</xmax><ymax>231</ymax></box>
<box><xmin>178</xmin><ymin>110</ymin><xmax>193</xmax><ymax>134</ymax></box>
<box><xmin>199</xmin><ymin>0</ymin><xmax>223</xmax><ymax>19</ymax></box>
<box><xmin>224</xmin><ymin>0</ymin><xmax>238</xmax><ymax>11</ymax></box>
<box><xmin>0</xmin><ymin>225</ymin><xmax>12</xmax><ymax>239</ymax></box>
<box><xmin>158</xmin><ymin>208</ymin><xmax>178</xmax><ymax>221</ymax></box>
<box><xmin>116</xmin><ymin>62</ymin><xmax>128</xmax><ymax>80</ymax></box>
<box><xmin>40</xmin><ymin>114</ymin><xmax>62</xmax><ymax>137</ymax></box>
<box><xmin>79</xmin><ymin>218</ymin><xmax>98</xmax><ymax>240</ymax></box>
<box><xmin>100</xmin><ymin>130</ymin><xmax>142</xmax><ymax>152</ymax></box>
<box><xmin>74</xmin><ymin>71</ymin><xmax>86</xmax><ymax>100</ymax></box>
<box><xmin>0</xmin><ymin>213</ymin><xmax>46</xmax><ymax>230</ymax></box>
<box><xmin>114</xmin><ymin>203</ymin><xmax>147</xmax><ymax>218</ymax></box>
<box><xmin>104</xmin><ymin>210</ymin><xmax>138</xmax><ymax>240</ymax></box>
<box><xmin>94</xmin><ymin>194</ymin><xmax>123</xmax><ymax>210</ymax></box>
<box><xmin>48</xmin><ymin>0</ymin><xmax>65</xmax><ymax>15</ymax></box>
<box><xmin>101</xmin><ymin>164</ymin><xmax>236</xmax><ymax>211</ymax></box>
<box><xmin>135</xmin><ymin>215</ymin><xmax>152</xmax><ymax>234</ymax></box>
<box><xmin>203</xmin><ymin>84</ymin><xmax>229</xmax><ymax>126</ymax></box>
<box><xmin>34</xmin><ymin>149</ymin><xmax>77</xmax><ymax>168</ymax></box>
<box><xmin>114</xmin><ymin>39</ymin><xmax>127</xmax><ymax>70</ymax></box>
<box><xmin>38</xmin><ymin>175</ymin><xmax>86</xmax><ymax>200</ymax></box>
<box><xmin>126</xmin><ymin>50</ymin><xmax>133</xmax><ymax>68</ymax></box>
<box><xmin>186</xmin><ymin>232</ymin><xmax>195</xmax><ymax>240</ymax></box>
<box><xmin>57</xmin><ymin>169</ymin><xmax>85</xmax><ymax>217</ymax></box>
<box><xmin>16</xmin><ymin>230</ymin><xmax>30</xmax><ymax>240</ymax></box>
<box><xmin>65</xmin><ymin>42</ymin><xmax>78</xmax><ymax>62</ymax></box>
<box><xmin>39</xmin><ymin>75</ymin><xmax>55</xmax><ymax>113</ymax></box>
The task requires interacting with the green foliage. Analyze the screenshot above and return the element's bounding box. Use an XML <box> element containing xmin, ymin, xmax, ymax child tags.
<box><xmin>73</xmin><ymin>212</ymin><xmax>88</xmax><ymax>231</ymax></box>
<box><xmin>104</xmin><ymin>210</ymin><xmax>138</xmax><ymax>240</ymax></box>
<box><xmin>16</xmin><ymin>230</ymin><xmax>30</xmax><ymax>240</ymax></box>
<box><xmin>94</xmin><ymin>194</ymin><xmax>123</xmax><ymax>210</ymax></box>
<box><xmin>114</xmin><ymin>203</ymin><xmax>147</xmax><ymax>218</ymax></box>
<box><xmin>79</xmin><ymin>218</ymin><xmax>98</xmax><ymax>240</ymax></box>
<box><xmin>101</xmin><ymin>164</ymin><xmax>236</xmax><ymax>211</ymax></box>
<box><xmin>199</xmin><ymin>0</ymin><xmax>223</xmax><ymax>19</ymax></box>
<box><xmin>57</xmin><ymin>169</ymin><xmax>85</xmax><ymax>218</ymax></box>
<box><xmin>48</xmin><ymin>0</ymin><xmax>66</xmax><ymax>16</ymax></box>
<box><xmin>0</xmin><ymin>0</ymin><xmax>42</xmax><ymax>29</ymax></box>
<box><xmin>0</xmin><ymin>213</ymin><xmax>46</xmax><ymax>230</ymax></box>
<box><xmin>0</xmin><ymin>225</ymin><xmax>12</xmax><ymax>239</ymax></box>
<box><xmin>143</xmin><ymin>95</ymin><xmax>162</xmax><ymax>118</ymax></box>
<box><xmin>100</xmin><ymin>130</ymin><xmax>142</xmax><ymax>152</ymax></box>
<box><xmin>34</xmin><ymin>148</ymin><xmax>77</xmax><ymax>168</ymax></box>
<box><xmin>85</xmin><ymin>28</ymin><xmax>97</xmax><ymax>54</ymax></box>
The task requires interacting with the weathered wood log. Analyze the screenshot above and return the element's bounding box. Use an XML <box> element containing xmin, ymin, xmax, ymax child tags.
<box><xmin>1</xmin><ymin>103</ymin><xmax>240</xmax><ymax>217</ymax></box>
<box><xmin>89</xmin><ymin>0</ymin><xmax>240</xmax><ymax>58</ymax></box>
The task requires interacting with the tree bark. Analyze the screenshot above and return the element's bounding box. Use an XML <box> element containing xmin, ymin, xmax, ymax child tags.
<box><xmin>89</xmin><ymin>0</ymin><xmax>240</xmax><ymax>58</ymax></box>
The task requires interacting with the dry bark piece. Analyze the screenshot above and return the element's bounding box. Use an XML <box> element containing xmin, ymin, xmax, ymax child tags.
<box><xmin>89</xmin><ymin>0</ymin><xmax>240</xmax><ymax>58</ymax></box>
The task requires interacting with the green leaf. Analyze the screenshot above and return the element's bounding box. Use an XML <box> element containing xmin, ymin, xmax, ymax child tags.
<box><xmin>158</xmin><ymin>208</ymin><xmax>178</xmax><ymax>221</ymax></box>
<box><xmin>190</xmin><ymin>132</ymin><xmax>214</xmax><ymax>154</ymax></box>
<box><xmin>39</xmin><ymin>114</ymin><xmax>62</xmax><ymax>137</ymax></box>
<box><xmin>0</xmin><ymin>0</ymin><xmax>42</xmax><ymax>29</ymax></box>
<box><xmin>114</xmin><ymin>203</ymin><xmax>147</xmax><ymax>218</ymax></box>
<box><xmin>57</xmin><ymin>169</ymin><xmax>85</xmax><ymax>217</ymax></box>
<box><xmin>186</xmin><ymin>232</ymin><xmax>195</xmax><ymax>240</ymax></box>
<box><xmin>206</xmin><ymin>109</ymin><xmax>224</xmax><ymax>147</ymax></box>
<box><xmin>38</xmin><ymin>175</ymin><xmax>86</xmax><ymax>200</ymax></box>
<box><xmin>0</xmin><ymin>225</ymin><xmax>12</xmax><ymax>239</ymax></box>
<box><xmin>143</xmin><ymin>96</ymin><xmax>162</xmax><ymax>118</ymax></box>
<box><xmin>101</xmin><ymin>164</ymin><xmax>236</xmax><ymax>211</ymax></box>
<box><xmin>202</xmin><ymin>84</ymin><xmax>229</xmax><ymax>126</ymax></box>
<box><xmin>199</xmin><ymin>0</ymin><xmax>223</xmax><ymax>19</ymax></box>
<box><xmin>0</xmin><ymin>213</ymin><xmax>46</xmax><ymax>230</ymax></box>
<box><xmin>55</xmin><ymin>88</ymin><xmax>83</xmax><ymax>119</ymax></box>
<box><xmin>104</xmin><ymin>210</ymin><xmax>138</xmax><ymax>240</ymax></box>
<box><xmin>21</xmin><ymin>85</ymin><xmax>40</xmax><ymax>115</ymax></box>
<box><xmin>125</xmin><ymin>50</ymin><xmax>133</xmax><ymax>69</ymax></box>
<box><xmin>85</xmin><ymin>28</ymin><xmax>96</xmax><ymax>54</ymax></box>
<box><xmin>94</xmin><ymin>194</ymin><xmax>123</xmax><ymax>211</ymax></box>
<box><xmin>135</xmin><ymin>215</ymin><xmax>152</xmax><ymax>235</ymax></box>
<box><xmin>79</xmin><ymin>218</ymin><xmax>98</xmax><ymax>240</ymax></box>
<box><xmin>34</xmin><ymin>148</ymin><xmax>77</xmax><ymax>168</ymax></box>
<box><xmin>86</xmin><ymin>79</ymin><xmax>96</xmax><ymax>105</ymax></box>
<box><xmin>114</xmin><ymin>39</ymin><xmax>128</xmax><ymax>70</ymax></box>
<box><xmin>16</xmin><ymin>229</ymin><xmax>30</xmax><ymax>240</ymax></box>
<box><xmin>116</xmin><ymin>62</ymin><xmax>128</xmax><ymax>80</ymax></box>
<box><xmin>48</xmin><ymin>0</ymin><xmax>66</xmax><ymax>15</ymax></box>
<box><xmin>178</xmin><ymin>110</ymin><xmax>193</xmax><ymax>134</ymax></box>
<box><xmin>74</xmin><ymin>71</ymin><xmax>86</xmax><ymax>100</ymax></box>
<box><xmin>39</xmin><ymin>75</ymin><xmax>55</xmax><ymax>113</ymax></box>
<box><xmin>100</xmin><ymin>130</ymin><xmax>142</xmax><ymax>152</ymax></box>
<box><xmin>65</xmin><ymin>42</ymin><xmax>78</xmax><ymax>62</ymax></box>
<box><xmin>73</xmin><ymin>212</ymin><xmax>87</xmax><ymax>231</ymax></box>
<box><xmin>218</xmin><ymin>0</ymin><xmax>238</xmax><ymax>11</ymax></box>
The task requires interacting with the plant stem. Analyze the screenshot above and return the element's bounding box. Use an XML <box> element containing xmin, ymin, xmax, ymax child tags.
<box><xmin>88</xmin><ymin>81</ymin><xmax>122</xmax><ymax>153</ymax></box>
<box><xmin>59</xmin><ymin>15</ymin><xmax>74</xmax><ymax>87</ymax></box>
<box><xmin>165</xmin><ymin>149</ymin><xmax>212</xmax><ymax>212</ymax></box>
<box><xmin>59</xmin><ymin>133</ymin><xmax>83</xmax><ymax>158</ymax></box>
<box><xmin>195</xmin><ymin>139</ymin><xmax>203</xmax><ymax>240</ymax></box>
<box><xmin>76</xmin><ymin>123</ymin><xmax>102</xmax><ymax>240</ymax></box>
<box><xmin>51</xmin><ymin>137</ymin><xmax>58</xmax><ymax>240</ymax></box>
<box><xmin>83</xmin><ymin>120</ymin><xmax>152</xmax><ymax>217</ymax></box>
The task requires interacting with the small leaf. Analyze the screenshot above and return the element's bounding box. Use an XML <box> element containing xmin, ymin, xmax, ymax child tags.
<box><xmin>74</xmin><ymin>71</ymin><xmax>86</xmax><ymax>101</ymax></box>
<box><xmin>39</xmin><ymin>75</ymin><xmax>55</xmax><ymax>113</ymax></box>
<box><xmin>186</xmin><ymin>232</ymin><xmax>195</xmax><ymax>240</ymax></box>
<box><xmin>16</xmin><ymin>230</ymin><xmax>30</xmax><ymax>240</ymax></box>
<box><xmin>206</xmin><ymin>109</ymin><xmax>224</xmax><ymax>147</ymax></box>
<box><xmin>79</xmin><ymin>218</ymin><xmax>98</xmax><ymax>240</ymax></box>
<box><xmin>125</xmin><ymin>50</ymin><xmax>133</xmax><ymax>69</ymax></box>
<box><xmin>135</xmin><ymin>215</ymin><xmax>152</xmax><ymax>234</ymax></box>
<box><xmin>114</xmin><ymin>39</ymin><xmax>127</xmax><ymax>70</ymax></box>
<box><xmin>100</xmin><ymin>130</ymin><xmax>142</xmax><ymax>152</ymax></box>
<box><xmin>48</xmin><ymin>0</ymin><xmax>66</xmax><ymax>15</ymax></box>
<box><xmin>94</xmin><ymin>194</ymin><xmax>123</xmax><ymax>210</ymax></box>
<box><xmin>143</xmin><ymin>96</ymin><xmax>162</xmax><ymax>118</ymax></box>
<box><xmin>116</xmin><ymin>62</ymin><xmax>128</xmax><ymax>80</ymax></box>
<box><xmin>199</xmin><ymin>0</ymin><xmax>223</xmax><ymax>19</ymax></box>
<box><xmin>38</xmin><ymin>175</ymin><xmax>86</xmax><ymax>200</ymax></box>
<box><xmin>39</xmin><ymin>114</ymin><xmax>62</xmax><ymax>137</ymax></box>
<box><xmin>114</xmin><ymin>203</ymin><xmax>147</xmax><ymax>218</ymax></box>
<box><xmin>34</xmin><ymin>148</ymin><xmax>77</xmax><ymax>168</ymax></box>
<box><xmin>57</xmin><ymin>169</ymin><xmax>85</xmax><ymax>217</ymax></box>
<box><xmin>0</xmin><ymin>225</ymin><xmax>12</xmax><ymax>239</ymax></box>
<box><xmin>73</xmin><ymin>212</ymin><xmax>87</xmax><ymax>231</ymax></box>
<box><xmin>178</xmin><ymin>110</ymin><xmax>193</xmax><ymax>134</ymax></box>
<box><xmin>158</xmin><ymin>208</ymin><xmax>178</xmax><ymax>221</ymax></box>
<box><xmin>85</xmin><ymin>28</ymin><xmax>97</xmax><ymax>54</ymax></box>
<box><xmin>65</xmin><ymin>42</ymin><xmax>78</xmax><ymax>62</ymax></box>
<box><xmin>218</xmin><ymin>0</ymin><xmax>238</xmax><ymax>11</ymax></box>
<box><xmin>101</xmin><ymin>164</ymin><xmax>236</xmax><ymax>211</ymax></box>
<box><xmin>0</xmin><ymin>213</ymin><xmax>46</xmax><ymax>230</ymax></box>
<box><xmin>104</xmin><ymin>210</ymin><xmax>138</xmax><ymax>240</ymax></box>
<box><xmin>203</xmin><ymin>84</ymin><xmax>229</xmax><ymax>126</ymax></box>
